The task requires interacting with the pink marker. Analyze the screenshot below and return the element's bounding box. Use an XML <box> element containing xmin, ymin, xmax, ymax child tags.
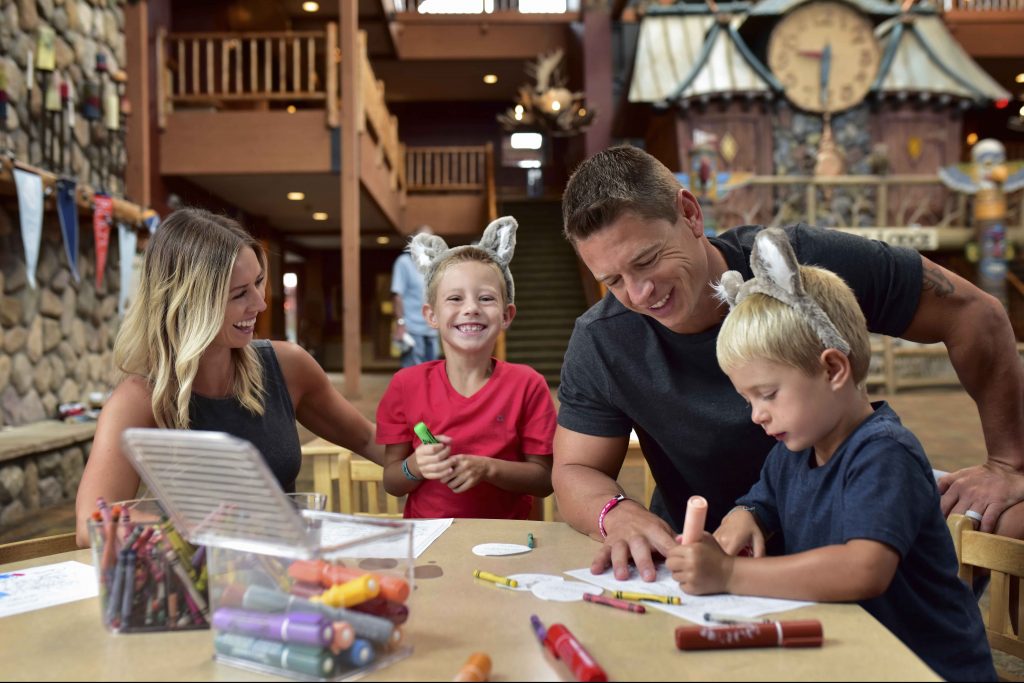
<box><xmin>679</xmin><ymin>495</ymin><xmax>708</xmax><ymax>545</ymax></box>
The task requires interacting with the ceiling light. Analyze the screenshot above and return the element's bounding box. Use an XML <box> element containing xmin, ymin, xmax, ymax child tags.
<box><xmin>286</xmin><ymin>105</ymin><xmax>297</xmax><ymax>114</ymax></box>
<box><xmin>511</xmin><ymin>132</ymin><xmax>543</xmax><ymax>150</ymax></box>
<box><xmin>483</xmin><ymin>74</ymin><xmax>498</xmax><ymax>85</ymax></box>
<box><xmin>287</xmin><ymin>192</ymin><xmax>305</xmax><ymax>201</ymax></box>
<box><xmin>966</xmin><ymin>132</ymin><xmax>978</xmax><ymax>145</ymax></box>
<box><xmin>376</xmin><ymin>236</ymin><xmax>391</xmax><ymax>245</ymax></box>
<box><xmin>302</xmin><ymin>2</ymin><xmax>320</xmax><ymax>12</ymax></box>
<box><xmin>283</xmin><ymin>273</ymin><xmax>298</xmax><ymax>288</ymax></box>
<box><xmin>1016</xmin><ymin>73</ymin><xmax>1024</xmax><ymax>84</ymax></box>
<box><xmin>312</xmin><ymin>212</ymin><xmax>328</xmax><ymax>221</ymax></box>
<box><xmin>517</xmin><ymin>160</ymin><xmax>542</xmax><ymax>169</ymax></box>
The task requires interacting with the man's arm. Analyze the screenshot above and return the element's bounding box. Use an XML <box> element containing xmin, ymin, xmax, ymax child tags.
<box><xmin>900</xmin><ymin>257</ymin><xmax>1024</xmax><ymax>531</ymax></box>
<box><xmin>553</xmin><ymin>425</ymin><xmax>676</xmax><ymax>581</ymax></box>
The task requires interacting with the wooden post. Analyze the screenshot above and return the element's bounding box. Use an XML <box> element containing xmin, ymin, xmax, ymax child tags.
<box><xmin>340</xmin><ymin>0</ymin><xmax>361</xmax><ymax>397</ymax></box>
<box><xmin>156</xmin><ymin>27</ymin><xmax>167</xmax><ymax>130</ymax></box>
<box><xmin>125</xmin><ymin>0</ymin><xmax>151</xmax><ymax>206</ymax></box>
<box><xmin>326</xmin><ymin>23</ymin><xmax>338</xmax><ymax>127</ymax></box>
<box><xmin>884</xmin><ymin>336</ymin><xmax>896</xmax><ymax>395</ymax></box>
<box><xmin>876</xmin><ymin>179</ymin><xmax>888</xmax><ymax>228</ymax></box>
<box><xmin>806</xmin><ymin>182</ymin><xmax>817</xmax><ymax>226</ymax></box>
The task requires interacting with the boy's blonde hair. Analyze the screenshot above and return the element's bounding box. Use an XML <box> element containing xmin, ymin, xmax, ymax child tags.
<box><xmin>425</xmin><ymin>246</ymin><xmax>509</xmax><ymax>306</ymax></box>
<box><xmin>717</xmin><ymin>265</ymin><xmax>871</xmax><ymax>384</ymax></box>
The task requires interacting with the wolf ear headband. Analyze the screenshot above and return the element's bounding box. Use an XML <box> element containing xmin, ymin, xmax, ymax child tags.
<box><xmin>407</xmin><ymin>215</ymin><xmax>518</xmax><ymax>303</ymax></box>
<box><xmin>714</xmin><ymin>227</ymin><xmax>851</xmax><ymax>355</ymax></box>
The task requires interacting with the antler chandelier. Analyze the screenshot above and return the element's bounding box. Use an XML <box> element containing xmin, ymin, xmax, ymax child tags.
<box><xmin>497</xmin><ymin>49</ymin><xmax>595</xmax><ymax>137</ymax></box>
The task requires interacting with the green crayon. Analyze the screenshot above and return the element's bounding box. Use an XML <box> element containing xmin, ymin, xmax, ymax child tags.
<box><xmin>414</xmin><ymin>422</ymin><xmax>439</xmax><ymax>445</ymax></box>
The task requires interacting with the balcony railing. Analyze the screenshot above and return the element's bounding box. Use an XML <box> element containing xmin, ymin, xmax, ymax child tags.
<box><xmin>941</xmin><ymin>0</ymin><xmax>1024</xmax><ymax>10</ymax></box>
<box><xmin>388</xmin><ymin>0</ymin><xmax>576</xmax><ymax>15</ymax></box>
<box><xmin>156</xmin><ymin>24</ymin><xmax>405</xmax><ymax>193</ymax></box>
<box><xmin>406</xmin><ymin>143</ymin><xmax>496</xmax><ymax>221</ymax></box>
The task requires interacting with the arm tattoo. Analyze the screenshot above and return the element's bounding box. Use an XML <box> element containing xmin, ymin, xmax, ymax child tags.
<box><xmin>922</xmin><ymin>266</ymin><xmax>954</xmax><ymax>298</ymax></box>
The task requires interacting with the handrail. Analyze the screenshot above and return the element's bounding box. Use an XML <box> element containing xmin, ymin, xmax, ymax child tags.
<box><xmin>405</xmin><ymin>145</ymin><xmax>490</xmax><ymax>192</ymax></box>
<box><xmin>484</xmin><ymin>141</ymin><xmax>497</xmax><ymax>222</ymax></box>
<box><xmin>394</xmin><ymin>0</ymin><xmax>573</xmax><ymax>15</ymax></box>
<box><xmin>941</xmin><ymin>0</ymin><xmax>1024</xmax><ymax>11</ymax></box>
<box><xmin>358</xmin><ymin>30</ymin><xmax>404</xmax><ymax>193</ymax></box>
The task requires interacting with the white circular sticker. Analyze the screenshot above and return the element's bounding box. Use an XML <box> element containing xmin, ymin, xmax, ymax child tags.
<box><xmin>531</xmin><ymin>581</ymin><xmax>604</xmax><ymax>602</ymax></box>
<box><xmin>497</xmin><ymin>573</ymin><xmax>565</xmax><ymax>592</ymax></box>
<box><xmin>472</xmin><ymin>543</ymin><xmax>532</xmax><ymax>557</ymax></box>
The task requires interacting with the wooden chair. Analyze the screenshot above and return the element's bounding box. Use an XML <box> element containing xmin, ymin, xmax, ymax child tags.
<box><xmin>948</xmin><ymin>513</ymin><xmax>1024</xmax><ymax>680</ymax></box>
<box><xmin>0</xmin><ymin>532</ymin><xmax>79</xmax><ymax>565</ymax></box>
<box><xmin>338</xmin><ymin>454</ymin><xmax>403</xmax><ymax>518</ymax></box>
<box><xmin>301</xmin><ymin>441</ymin><xmax>349</xmax><ymax>513</ymax></box>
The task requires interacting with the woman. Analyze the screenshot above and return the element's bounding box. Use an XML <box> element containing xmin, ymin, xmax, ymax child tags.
<box><xmin>75</xmin><ymin>208</ymin><xmax>383</xmax><ymax>546</ymax></box>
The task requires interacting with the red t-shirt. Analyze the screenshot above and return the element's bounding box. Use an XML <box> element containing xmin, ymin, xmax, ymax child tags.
<box><xmin>376</xmin><ymin>359</ymin><xmax>556</xmax><ymax>520</ymax></box>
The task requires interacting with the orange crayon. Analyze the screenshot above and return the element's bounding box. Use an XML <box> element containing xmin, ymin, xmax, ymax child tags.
<box><xmin>679</xmin><ymin>495</ymin><xmax>708</xmax><ymax>545</ymax></box>
<box><xmin>454</xmin><ymin>652</ymin><xmax>492</xmax><ymax>682</ymax></box>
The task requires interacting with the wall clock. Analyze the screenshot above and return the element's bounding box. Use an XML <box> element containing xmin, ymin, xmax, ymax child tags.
<box><xmin>767</xmin><ymin>0</ymin><xmax>881</xmax><ymax>113</ymax></box>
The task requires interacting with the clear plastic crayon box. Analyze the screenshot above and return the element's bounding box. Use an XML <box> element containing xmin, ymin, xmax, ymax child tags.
<box><xmin>88</xmin><ymin>497</ymin><xmax>209</xmax><ymax>633</ymax></box>
<box><xmin>119</xmin><ymin>428</ymin><xmax>415</xmax><ymax>681</ymax></box>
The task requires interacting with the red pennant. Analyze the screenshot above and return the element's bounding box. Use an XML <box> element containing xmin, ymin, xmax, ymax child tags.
<box><xmin>93</xmin><ymin>194</ymin><xmax>113</xmax><ymax>287</ymax></box>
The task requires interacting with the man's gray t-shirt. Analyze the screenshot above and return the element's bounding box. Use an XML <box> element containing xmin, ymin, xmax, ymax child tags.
<box><xmin>557</xmin><ymin>224</ymin><xmax>923</xmax><ymax>531</ymax></box>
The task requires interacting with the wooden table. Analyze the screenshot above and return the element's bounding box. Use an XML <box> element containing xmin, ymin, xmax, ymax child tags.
<box><xmin>0</xmin><ymin>519</ymin><xmax>940</xmax><ymax>681</ymax></box>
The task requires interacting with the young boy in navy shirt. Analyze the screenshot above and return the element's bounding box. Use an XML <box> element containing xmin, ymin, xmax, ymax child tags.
<box><xmin>666</xmin><ymin>228</ymin><xmax>995</xmax><ymax>681</ymax></box>
<box><xmin>376</xmin><ymin>217</ymin><xmax>556</xmax><ymax>519</ymax></box>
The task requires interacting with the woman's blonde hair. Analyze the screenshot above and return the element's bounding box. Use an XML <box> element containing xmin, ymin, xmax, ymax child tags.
<box><xmin>716</xmin><ymin>265</ymin><xmax>871</xmax><ymax>384</ymax></box>
<box><xmin>114</xmin><ymin>208</ymin><xmax>267</xmax><ymax>428</ymax></box>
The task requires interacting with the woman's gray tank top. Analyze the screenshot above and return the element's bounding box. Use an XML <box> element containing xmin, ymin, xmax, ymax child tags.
<box><xmin>189</xmin><ymin>340</ymin><xmax>302</xmax><ymax>492</ymax></box>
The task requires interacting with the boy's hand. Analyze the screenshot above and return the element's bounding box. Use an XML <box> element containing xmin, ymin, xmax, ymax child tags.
<box><xmin>413</xmin><ymin>435</ymin><xmax>453</xmax><ymax>480</ymax></box>
<box><xmin>443</xmin><ymin>454</ymin><xmax>492</xmax><ymax>493</ymax></box>
<box><xmin>665</xmin><ymin>532</ymin><xmax>734</xmax><ymax>595</ymax></box>
<box><xmin>713</xmin><ymin>508</ymin><xmax>766</xmax><ymax>557</ymax></box>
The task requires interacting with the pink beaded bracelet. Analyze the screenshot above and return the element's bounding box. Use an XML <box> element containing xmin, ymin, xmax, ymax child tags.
<box><xmin>598</xmin><ymin>494</ymin><xmax>627</xmax><ymax>539</ymax></box>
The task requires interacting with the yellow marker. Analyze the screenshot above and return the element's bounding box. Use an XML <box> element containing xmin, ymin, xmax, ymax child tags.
<box><xmin>613</xmin><ymin>591</ymin><xmax>681</xmax><ymax>605</ymax></box>
<box><xmin>314</xmin><ymin>573</ymin><xmax>380</xmax><ymax>608</ymax></box>
<box><xmin>473</xmin><ymin>569</ymin><xmax>518</xmax><ymax>588</ymax></box>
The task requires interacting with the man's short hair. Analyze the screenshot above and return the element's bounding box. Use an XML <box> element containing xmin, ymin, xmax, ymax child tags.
<box><xmin>562</xmin><ymin>145</ymin><xmax>681</xmax><ymax>243</ymax></box>
<box><xmin>716</xmin><ymin>266</ymin><xmax>872</xmax><ymax>385</ymax></box>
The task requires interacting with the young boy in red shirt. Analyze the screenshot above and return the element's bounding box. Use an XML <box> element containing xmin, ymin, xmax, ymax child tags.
<box><xmin>376</xmin><ymin>217</ymin><xmax>556</xmax><ymax>519</ymax></box>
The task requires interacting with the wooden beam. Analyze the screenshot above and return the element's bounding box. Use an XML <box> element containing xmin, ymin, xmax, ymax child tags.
<box><xmin>340</xmin><ymin>0</ymin><xmax>362</xmax><ymax>397</ymax></box>
<box><xmin>391</xmin><ymin>21</ymin><xmax>572</xmax><ymax>60</ymax></box>
<box><xmin>945</xmin><ymin>12</ymin><xmax>1024</xmax><ymax>58</ymax></box>
<box><xmin>125</xmin><ymin>0</ymin><xmax>150</xmax><ymax>208</ymax></box>
<box><xmin>583</xmin><ymin>8</ymin><xmax>614</xmax><ymax>160</ymax></box>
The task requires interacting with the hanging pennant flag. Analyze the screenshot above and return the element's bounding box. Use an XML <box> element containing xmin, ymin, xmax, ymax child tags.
<box><xmin>13</xmin><ymin>168</ymin><xmax>44</xmax><ymax>289</ymax></box>
<box><xmin>56</xmin><ymin>178</ymin><xmax>80</xmax><ymax>282</ymax></box>
<box><xmin>142</xmin><ymin>208</ymin><xmax>160</xmax><ymax>234</ymax></box>
<box><xmin>36</xmin><ymin>26</ymin><xmax>56</xmax><ymax>72</ymax></box>
<box><xmin>117</xmin><ymin>222</ymin><xmax>138</xmax><ymax>315</ymax></box>
<box><xmin>93</xmin><ymin>193</ymin><xmax>113</xmax><ymax>288</ymax></box>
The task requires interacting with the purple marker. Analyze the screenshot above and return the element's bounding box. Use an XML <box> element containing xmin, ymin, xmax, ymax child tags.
<box><xmin>213</xmin><ymin>607</ymin><xmax>334</xmax><ymax>648</ymax></box>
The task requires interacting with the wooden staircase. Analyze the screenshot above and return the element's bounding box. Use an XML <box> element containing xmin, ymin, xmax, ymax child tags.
<box><xmin>502</xmin><ymin>199</ymin><xmax>589</xmax><ymax>385</ymax></box>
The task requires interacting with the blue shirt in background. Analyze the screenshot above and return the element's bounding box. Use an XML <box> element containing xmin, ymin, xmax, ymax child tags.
<box><xmin>737</xmin><ymin>402</ymin><xmax>995</xmax><ymax>681</ymax></box>
<box><xmin>391</xmin><ymin>252</ymin><xmax>437</xmax><ymax>339</ymax></box>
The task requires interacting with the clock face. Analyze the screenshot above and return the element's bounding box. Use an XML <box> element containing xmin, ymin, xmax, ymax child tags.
<box><xmin>767</xmin><ymin>0</ymin><xmax>881</xmax><ymax>113</ymax></box>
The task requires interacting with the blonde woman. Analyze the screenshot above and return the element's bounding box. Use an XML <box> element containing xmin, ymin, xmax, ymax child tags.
<box><xmin>74</xmin><ymin>208</ymin><xmax>383</xmax><ymax>546</ymax></box>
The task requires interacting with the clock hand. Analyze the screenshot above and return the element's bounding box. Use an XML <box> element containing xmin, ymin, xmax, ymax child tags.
<box><xmin>798</xmin><ymin>49</ymin><xmax>824</xmax><ymax>59</ymax></box>
<box><xmin>819</xmin><ymin>43</ymin><xmax>832</xmax><ymax>111</ymax></box>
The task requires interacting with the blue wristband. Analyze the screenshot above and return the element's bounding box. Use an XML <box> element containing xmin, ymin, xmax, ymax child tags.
<box><xmin>402</xmin><ymin>458</ymin><xmax>421</xmax><ymax>481</ymax></box>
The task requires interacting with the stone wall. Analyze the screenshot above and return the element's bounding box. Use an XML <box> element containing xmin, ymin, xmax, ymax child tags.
<box><xmin>1</xmin><ymin>0</ymin><xmax>128</xmax><ymax>195</ymax></box>
<box><xmin>0</xmin><ymin>437</ymin><xmax>92</xmax><ymax>528</ymax></box>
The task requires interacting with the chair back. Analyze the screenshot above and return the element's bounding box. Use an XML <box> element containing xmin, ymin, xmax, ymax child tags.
<box><xmin>301</xmin><ymin>442</ymin><xmax>349</xmax><ymax>513</ymax></box>
<box><xmin>339</xmin><ymin>455</ymin><xmax>403</xmax><ymax>518</ymax></box>
<box><xmin>0</xmin><ymin>532</ymin><xmax>79</xmax><ymax>565</ymax></box>
<box><xmin>948</xmin><ymin>513</ymin><xmax>1024</xmax><ymax>676</ymax></box>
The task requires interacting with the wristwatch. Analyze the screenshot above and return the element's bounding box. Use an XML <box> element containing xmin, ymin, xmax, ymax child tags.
<box><xmin>396</xmin><ymin>317</ymin><xmax>406</xmax><ymax>326</ymax></box>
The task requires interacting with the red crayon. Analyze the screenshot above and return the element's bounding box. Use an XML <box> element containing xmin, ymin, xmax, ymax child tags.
<box><xmin>674</xmin><ymin>620</ymin><xmax>823</xmax><ymax>650</ymax></box>
<box><xmin>582</xmin><ymin>592</ymin><xmax>646</xmax><ymax>614</ymax></box>
<box><xmin>545</xmin><ymin>623</ymin><xmax>608</xmax><ymax>682</ymax></box>
<box><xmin>351</xmin><ymin>596</ymin><xmax>409</xmax><ymax>625</ymax></box>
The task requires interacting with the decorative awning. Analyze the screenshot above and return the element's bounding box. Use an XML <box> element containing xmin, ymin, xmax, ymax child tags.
<box><xmin>747</xmin><ymin>0</ymin><xmax>898</xmax><ymax>17</ymax></box>
<box><xmin>628</xmin><ymin>5</ymin><xmax>780</xmax><ymax>105</ymax></box>
<box><xmin>872</xmin><ymin>9</ymin><xmax>1010</xmax><ymax>103</ymax></box>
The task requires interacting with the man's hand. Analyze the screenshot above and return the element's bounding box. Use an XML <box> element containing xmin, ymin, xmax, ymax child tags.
<box><xmin>713</xmin><ymin>509</ymin><xmax>766</xmax><ymax>557</ymax></box>
<box><xmin>665</xmin><ymin>532</ymin><xmax>734</xmax><ymax>595</ymax></box>
<box><xmin>590</xmin><ymin>500</ymin><xmax>677</xmax><ymax>582</ymax></box>
<box><xmin>444</xmin><ymin>454</ymin><xmax>491</xmax><ymax>494</ymax></box>
<box><xmin>939</xmin><ymin>462</ymin><xmax>1024</xmax><ymax>533</ymax></box>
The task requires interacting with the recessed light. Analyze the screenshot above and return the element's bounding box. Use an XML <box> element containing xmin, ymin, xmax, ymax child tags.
<box><xmin>483</xmin><ymin>74</ymin><xmax>498</xmax><ymax>85</ymax></box>
<box><xmin>286</xmin><ymin>105</ymin><xmax>297</xmax><ymax>114</ymax></box>
<box><xmin>313</xmin><ymin>212</ymin><xmax>328</xmax><ymax>221</ymax></box>
<box><xmin>283</xmin><ymin>273</ymin><xmax>298</xmax><ymax>288</ymax></box>
<box><xmin>966</xmin><ymin>132</ymin><xmax>978</xmax><ymax>145</ymax></box>
<box><xmin>376</xmin><ymin>236</ymin><xmax>391</xmax><ymax>245</ymax></box>
<box><xmin>302</xmin><ymin>2</ymin><xmax>320</xmax><ymax>12</ymax></box>
<box><xmin>287</xmin><ymin>192</ymin><xmax>305</xmax><ymax>201</ymax></box>
<box><xmin>1016</xmin><ymin>73</ymin><xmax>1024</xmax><ymax>84</ymax></box>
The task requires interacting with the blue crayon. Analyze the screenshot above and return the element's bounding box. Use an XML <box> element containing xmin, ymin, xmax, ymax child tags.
<box><xmin>336</xmin><ymin>637</ymin><xmax>375</xmax><ymax>669</ymax></box>
<box><xmin>120</xmin><ymin>549</ymin><xmax>137</xmax><ymax>625</ymax></box>
<box><xmin>106</xmin><ymin>548</ymin><xmax>128</xmax><ymax>624</ymax></box>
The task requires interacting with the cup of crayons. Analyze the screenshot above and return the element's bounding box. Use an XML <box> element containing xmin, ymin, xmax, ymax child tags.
<box><xmin>87</xmin><ymin>497</ymin><xmax>209</xmax><ymax>633</ymax></box>
<box><xmin>204</xmin><ymin>516</ymin><xmax>415</xmax><ymax>680</ymax></box>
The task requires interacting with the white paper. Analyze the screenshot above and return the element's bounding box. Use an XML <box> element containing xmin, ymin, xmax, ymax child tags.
<box><xmin>497</xmin><ymin>573</ymin><xmax>564</xmax><ymax>592</ymax></box>
<box><xmin>565</xmin><ymin>566</ymin><xmax>812</xmax><ymax>624</ymax></box>
<box><xmin>0</xmin><ymin>561</ymin><xmax>99</xmax><ymax>618</ymax></box>
<box><xmin>472</xmin><ymin>543</ymin><xmax>532</xmax><ymax>556</ymax></box>
<box><xmin>531</xmin><ymin>580</ymin><xmax>603</xmax><ymax>602</ymax></box>
<box><xmin>318</xmin><ymin>517</ymin><xmax>452</xmax><ymax>559</ymax></box>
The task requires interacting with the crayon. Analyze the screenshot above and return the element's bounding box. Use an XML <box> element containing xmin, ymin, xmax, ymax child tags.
<box><xmin>454</xmin><ymin>652</ymin><xmax>492</xmax><ymax>682</ymax></box>
<box><xmin>674</xmin><ymin>620</ymin><xmax>823</xmax><ymax>650</ymax></box>
<box><xmin>214</xmin><ymin>631</ymin><xmax>335</xmax><ymax>678</ymax></box>
<box><xmin>473</xmin><ymin>570</ymin><xmax>518</xmax><ymax>588</ymax></box>
<box><xmin>330</xmin><ymin>621</ymin><xmax>356</xmax><ymax>654</ymax></box>
<box><xmin>611</xmin><ymin>591</ymin><xmax>681</xmax><ymax>605</ymax></box>
<box><xmin>414</xmin><ymin>421</ymin><xmax>440</xmax><ymax>445</ymax></box>
<box><xmin>336</xmin><ymin>637</ymin><xmax>376</xmax><ymax>668</ymax></box>
<box><xmin>212</xmin><ymin>607</ymin><xmax>334</xmax><ymax>648</ymax></box>
<box><xmin>314</xmin><ymin>574</ymin><xmax>380</xmax><ymax>608</ymax></box>
<box><xmin>527</xmin><ymin>533</ymin><xmax>535</xmax><ymax>549</ymax></box>
<box><xmin>583</xmin><ymin>592</ymin><xmax>646</xmax><ymax>613</ymax></box>
<box><xmin>350</xmin><ymin>596</ymin><xmax>409</xmax><ymax>625</ymax></box>
<box><xmin>240</xmin><ymin>584</ymin><xmax>397</xmax><ymax>645</ymax></box>
<box><xmin>288</xmin><ymin>560</ymin><xmax>410</xmax><ymax>603</ymax></box>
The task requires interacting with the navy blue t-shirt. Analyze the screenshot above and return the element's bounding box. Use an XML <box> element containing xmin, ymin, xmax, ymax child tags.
<box><xmin>737</xmin><ymin>402</ymin><xmax>994</xmax><ymax>681</ymax></box>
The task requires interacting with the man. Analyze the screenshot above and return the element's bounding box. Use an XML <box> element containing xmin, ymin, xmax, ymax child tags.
<box><xmin>392</xmin><ymin>225</ymin><xmax>439</xmax><ymax>367</ymax></box>
<box><xmin>554</xmin><ymin>145</ymin><xmax>1024</xmax><ymax>582</ymax></box>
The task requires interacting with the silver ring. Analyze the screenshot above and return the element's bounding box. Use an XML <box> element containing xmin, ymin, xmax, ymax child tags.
<box><xmin>964</xmin><ymin>510</ymin><xmax>984</xmax><ymax>524</ymax></box>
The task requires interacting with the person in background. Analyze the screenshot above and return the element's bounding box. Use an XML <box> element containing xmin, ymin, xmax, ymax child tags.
<box><xmin>376</xmin><ymin>217</ymin><xmax>556</xmax><ymax>519</ymax></box>
<box><xmin>391</xmin><ymin>225</ymin><xmax>440</xmax><ymax>367</ymax></box>
<box><xmin>74</xmin><ymin>208</ymin><xmax>384</xmax><ymax>546</ymax></box>
<box><xmin>666</xmin><ymin>228</ymin><xmax>994</xmax><ymax>682</ymax></box>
